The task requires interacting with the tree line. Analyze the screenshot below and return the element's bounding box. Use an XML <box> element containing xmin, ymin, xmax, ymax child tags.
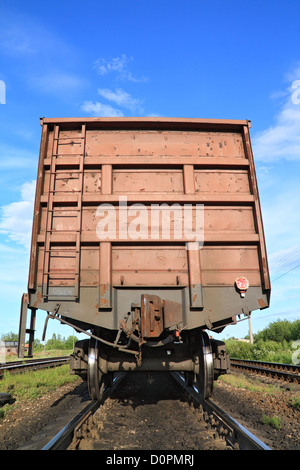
<box><xmin>1</xmin><ymin>319</ymin><xmax>299</xmax><ymax>359</ymax></box>
<box><xmin>254</xmin><ymin>319</ymin><xmax>300</xmax><ymax>343</ymax></box>
<box><xmin>225</xmin><ymin>319</ymin><xmax>300</xmax><ymax>363</ymax></box>
<box><xmin>1</xmin><ymin>332</ymin><xmax>79</xmax><ymax>351</ymax></box>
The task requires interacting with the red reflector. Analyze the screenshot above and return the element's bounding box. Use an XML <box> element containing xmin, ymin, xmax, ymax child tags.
<box><xmin>235</xmin><ymin>277</ymin><xmax>249</xmax><ymax>291</ymax></box>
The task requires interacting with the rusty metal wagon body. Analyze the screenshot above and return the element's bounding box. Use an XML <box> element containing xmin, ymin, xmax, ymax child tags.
<box><xmin>19</xmin><ymin>117</ymin><xmax>270</xmax><ymax>399</ymax></box>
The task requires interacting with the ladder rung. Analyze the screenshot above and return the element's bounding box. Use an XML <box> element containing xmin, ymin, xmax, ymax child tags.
<box><xmin>49</xmin><ymin>190</ymin><xmax>82</xmax><ymax>193</ymax></box>
<box><xmin>54</xmin><ymin>136</ymin><xmax>85</xmax><ymax>140</ymax></box>
<box><xmin>52</xmin><ymin>153</ymin><xmax>85</xmax><ymax>157</ymax></box>
<box><xmin>45</xmin><ymin>248</ymin><xmax>80</xmax><ymax>252</ymax></box>
<box><xmin>45</xmin><ymin>273</ymin><xmax>78</xmax><ymax>276</ymax></box>
<box><xmin>46</xmin><ymin>229</ymin><xmax>80</xmax><ymax>232</ymax></box>
<box><xmin>46</xmin><ymin>253</ymin><xmax>78</xmax><ymax>257</ymax></box>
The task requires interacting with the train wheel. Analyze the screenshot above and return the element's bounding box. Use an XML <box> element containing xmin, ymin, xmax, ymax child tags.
<box><xmin>195</xmin><ymin>331</ymin><xmax>214</xmax><ymax>399</ymax></box>
<box><xmin>88</xmin><ymin>338</ymin><xmax>106</xmax><ymax>401</ymax></box>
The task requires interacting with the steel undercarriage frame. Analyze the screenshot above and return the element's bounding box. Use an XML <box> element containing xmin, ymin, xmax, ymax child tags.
<box><xmin>19</xmin><ymin>289</ymin><xmax>230</xmax><ymax>400</ymax></box>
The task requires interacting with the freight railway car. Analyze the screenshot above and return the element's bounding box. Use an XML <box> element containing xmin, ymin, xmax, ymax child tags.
<box><xmin>18</xmin><ymin>117</ymin><xmax>270</xmax><ymax>400</ymax></box>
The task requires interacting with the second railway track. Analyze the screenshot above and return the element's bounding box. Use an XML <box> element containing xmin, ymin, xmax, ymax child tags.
<box><xmin>230</xmin><ymin>358</ymin><xmax>300</xmax><ymax>384</ymax></box>
<box><xmin>0</xmin><ymin>356</ymin><xmax>70</xmax><ymax>378</ymax></box>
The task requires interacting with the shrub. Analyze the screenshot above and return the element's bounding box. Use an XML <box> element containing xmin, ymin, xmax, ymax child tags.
<box><xmin>224</xmin><ymin>339</ymin><xmax>254</xmax><ymax>359</ymax></box>
<box><xmin>261</xmin><ymin>414</ymin><xmax>282</xmax><ymax>430</ymax></box>
<box><xmin>224</xmin><ymin>319</ymin><xmax>299</xmax><ymax>364</ymax></box>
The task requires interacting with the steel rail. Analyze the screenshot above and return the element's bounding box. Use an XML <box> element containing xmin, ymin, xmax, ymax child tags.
<box><xmin>230</xmin><ymin>358</ymin><xmax>300</xmax><ymax>373</ymax></box>
<box><xmin>0</xmin><ymin>356</ymin><xmax>70</xmax><ymax>377</ymax></box>
<box><xmin>42</xmin><ymin>372</ymin><xmax>127</xmax><ymax>450</ymax></box>
<box><xmin>170</xmin><ymin>371</ymin><xmax>272</xmax><ymax>451</ymax></box>
<box><xmin>0</xmin><ymin>356</ymin><xmax>70</xmax><ymax>367</ymax></box>
<box><xmin>42</xmin><ymin>399</ymin><xmax>100</xmax><ymax>450</ymax></box>
<box><xmin>203</xmin><ymin>398</ymin><xmax>272</xmax><ymax>450</ymax></box>
<box><xmin>43</xmin><ymin>370</ymin><xmax>271</xmax><ymax>451</ymax></box>
<box><xmin>230</xmin><ymin>359</ymin><xmax>300</xmax><ymax>384</ymax></box>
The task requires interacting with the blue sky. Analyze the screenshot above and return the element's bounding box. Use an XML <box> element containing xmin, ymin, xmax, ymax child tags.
<box><xmin>0</xmin><ymin>0</ymin><xmax>299</xmax><ymax>343</ymax></box>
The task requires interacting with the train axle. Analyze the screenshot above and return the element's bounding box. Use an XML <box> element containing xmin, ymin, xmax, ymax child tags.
<box><xmin>70</xmin><ymin>330</ymin><xmax>229</xmax><ymax>401</ymax></box>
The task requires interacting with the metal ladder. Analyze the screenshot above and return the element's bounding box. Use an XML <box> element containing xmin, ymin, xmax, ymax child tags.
<box><xmin>42</xmin><ymin>123</ymin><xmax>86</xmax><ymax>301</ymax></box>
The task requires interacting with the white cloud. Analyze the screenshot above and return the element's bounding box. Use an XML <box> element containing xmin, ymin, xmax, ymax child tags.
<box><xmin>84</xmin><ymin>55</ymin><xmax>147</xmax><ymax>117</ymax></box>
<box><xmin>253</xmin><ymin>68</ymin><xmax>300</xmax><ymax>277</ymax></box>
<box><xmin>253</xmin><ymin>76</ymin><xmax>300</xmax><ymax>162</ymax></box>
<box><xmin>94</xmin><ymin>55</ymin><xmax>131</xmax><ymax>75</ymax></box>
<box><xmin>94</xmin><ymin>54</ymin><xmax>147</xmax><ymax>83</ymax></box>
<box><xmin>81</xmin><ymin>88</ymin><xmax>144</xmax><ymax>117</ymax></box>
<box><xmin>81</xmin><ymin>100</ymin><xmax>124</xmax><ymax>117</ymax></box>
<box><xmin>97</xmin><ymin>88</ymin><xmax>144</xmax><ymax>113</ymax></box>
<box><xmin>0</xmin><ymin>180</ymin><xmax>35</xmax><ymax>248</ymax></box>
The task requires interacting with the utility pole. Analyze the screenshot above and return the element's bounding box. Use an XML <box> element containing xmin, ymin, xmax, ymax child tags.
<box><xmin>248</xmin><ymin>313</ymin><xmax>253</xmax><ymax>344</ymax></box>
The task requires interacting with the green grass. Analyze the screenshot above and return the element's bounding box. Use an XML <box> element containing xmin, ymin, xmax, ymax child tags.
<box><xmin>3</xmin><ymin>349</ymin><xmax>73</xmax><ymax>363</ymax></box>
<box><xmin>217</xmin><ymin>372</ymin><xmax>279</xmax><ymax>395</ymax></box>
<box><xmin>261</xmin><ymin>414</ymin><xmax>282</xmax><ymax>430</ymax></box>
<box><xmin>217</xmin><ymin>372</ymin><xmax>300</xmax><ymax>427</ymax></box>
<box><xmin>0</xmin><ymin>364</ymin><xmax>79</xmax><ymax>420</ymax></box>
<box><xmin>291</xmin><ymin>397</ymin><xmax>300</xmax><ymax>409</ymax></box>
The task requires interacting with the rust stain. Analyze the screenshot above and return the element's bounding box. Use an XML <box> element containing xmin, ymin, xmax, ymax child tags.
<box><xmin>99</xmin><ymin>283</ymin><xmax>108</xmax><ymax>296</ymax></box>
<box><xmin>33</xmin><ymin>290</ymin><xmax>42</xmax><ymax>307</ymax></box>
<box><xmin>258</xmin><ymin>298</ymin><xmax>267</xmax><ymax>308</ymax></box>
<box><xmin>99</xmin><ymin>283</ymin><xmax>110</xmax><ymax>305</ymax></box>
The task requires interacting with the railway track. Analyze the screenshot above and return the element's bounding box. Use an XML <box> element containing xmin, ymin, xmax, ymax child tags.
<box><xmin>230</xmin><ymin>358</ymin><xmax>300</xmax><ymax>384</ymax></box>
<box><xmin>171</xmin><ymin>372</ymin><xmax>271</xmax><ymax>451</ymax></box>
<box><xmin>0</xmin><ymin>356</ymin><xmax>70</xmax><ymax>378</ymax></box>
<box><xmin>42</xmin><ymin>372</ymin><xmax>127</xmax><ymax>450</ymax></box>
<box><xmin>41</xmin><ymin>371</ymin><xmax>271</xmax><ymax>451</ymax></box>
